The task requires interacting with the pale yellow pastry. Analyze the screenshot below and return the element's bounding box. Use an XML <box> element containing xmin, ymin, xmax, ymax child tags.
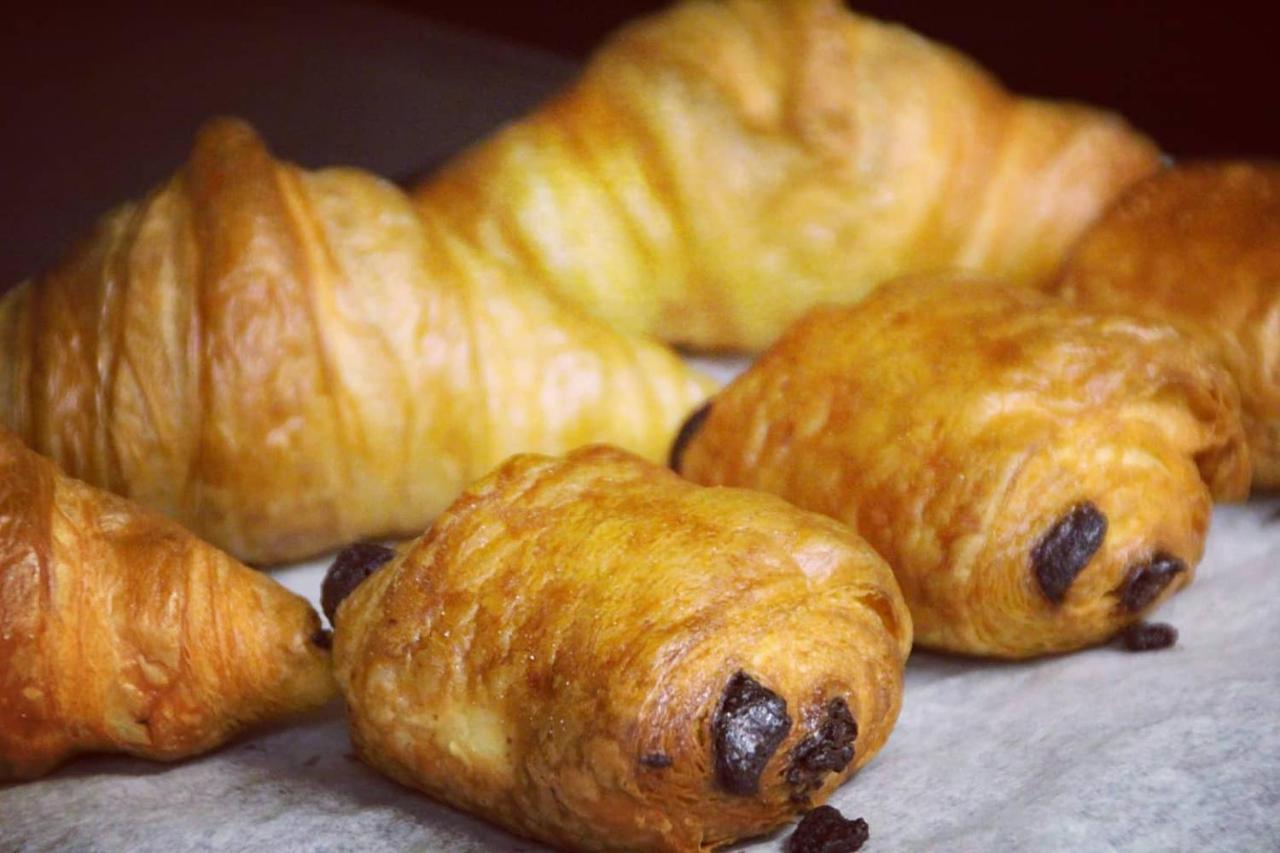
<box><xmin>0</xmin><ymin>118</ymin><xmax>712</xmax><ymax>565</ymax></box>
<box><xmin>413</xmin><ymin>0</ymin><xmax>1160</xmax><ymax>351</ymax></box>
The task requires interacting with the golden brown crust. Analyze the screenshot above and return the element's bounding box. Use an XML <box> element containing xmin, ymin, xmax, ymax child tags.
<box><xmin>412</xmin><ymin>0</ymin><xmax>1159</xmax><ymax>351</ymax></box>
<box><xmin>0</xmin><ymin>429</ymin><xmax>334</xmax><ymax>781</ymax></box>
<box><xmin>678</xmin><ymin>276</ymin><xmax>1249</xmax><ymax>658</ymax></box>
<box><xmin>0</xmin><ymin>118</ymin><xmax>712</xmax><ymax>564</ymax></box>
<box><xmin>1053</xmin><ymin>161</ymin><xmax>1280</xmax><ymax>490</ymax></box>
<box><xmin>332</xmin><ymin>446</ymin><xmax>911</xmax><ymax>851</ymax></box>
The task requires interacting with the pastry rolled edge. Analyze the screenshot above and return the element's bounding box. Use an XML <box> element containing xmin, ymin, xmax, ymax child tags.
<box><xmin>676</xmin><ymin>276</ymin><xmax>1250</xmax><ymax>658</ymax></box>
<box><xmin>1053</xmin><ymin>160</ymin><xmax>1280</xmax><ymax>492</ymax></box>
<box><xmin>330</xmin><ymin>445</ymin><xmax>911</xmax><ymax>851</ymax></box>
<box><xmin>0</xmin><ymin>429</ymin><xmax>335</xmax><ymax>781</ymax></box>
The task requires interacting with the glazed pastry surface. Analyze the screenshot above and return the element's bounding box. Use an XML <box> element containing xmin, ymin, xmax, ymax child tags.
<box><xmin>413</xmin><ymin>0</ymin><xmax>1160</xmax><ymax>351</ymax></box>
<box><xmin>0</xmin><ymin>118</ymin><xmax>711</xmax><ymax>564</ymax></box>
<box><xmin>676</xmin><ymin>276</ymin><xmax>1250</xmax><ymax>657</ymax></box>
<box><xmin>1053</xmin><ymin>161</ymin><xmax>1280</xmax><ymax>490</ymax></box>
<box><xmin>0</xmin><ymin>429</ymin><xmax>334</xmax><ymax>781</ymax></box>
<box><xmin>332</xmin><ymin>445</ymin><xmax>911</xmax><ymax>851</ymax></box>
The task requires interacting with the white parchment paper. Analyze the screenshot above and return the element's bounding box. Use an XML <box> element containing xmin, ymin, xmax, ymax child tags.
<box><xmin>3</xmin><ymin>357</ymin><xmax>1278</xmax><ymax>852</ymax></box>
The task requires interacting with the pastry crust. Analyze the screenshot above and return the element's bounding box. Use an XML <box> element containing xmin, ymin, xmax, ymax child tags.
<box><xmin>0</xmin><ymin>118</ymin><xmax>711</xmax><ymax>565</ymax></box>
<box><xmin>331</xmin><ymin>445</ymin><xmax>911</xmax><ymax>851</ymax></box>
<box><xmin>413</xmin><ymin>0</ymin><xmax>1159</xmax><ymax>351</ymax></box>
<box><xmin>0</xmin><ymin>429</ymin><xmax>334</xmax><ymax>781</ymax></box>
<box><xmin>1053</xmin><ymin>161</ymin><xmax>1280</xmax><ymax>490</ymax></box>
<box><xmin>677</xmin><ymin>276</ymin><xmax>1249</xmax><ymax>658</ymax></box>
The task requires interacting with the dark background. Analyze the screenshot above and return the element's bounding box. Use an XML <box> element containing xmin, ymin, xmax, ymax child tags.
<box><xmin>1</xmin><ymin>0</ymin><xmax>1275</xmax><ymax>289</ymax></box>
<box><xmin>393</xmin><ymin>0</ymin><xmax>1279</xmax><ymax>158</ymax></box>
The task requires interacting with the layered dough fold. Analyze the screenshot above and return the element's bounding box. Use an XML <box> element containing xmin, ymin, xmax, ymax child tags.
<box><xmin>0</xmin><ymin>430</ymin><xmax>334</xmax><ymax>781</ymax></box>
<box><xmin>0</xmin><ymin>118</ymin><xmax>711</xmax><ymax>564</ymax></box>
<box><xmin>332</xmin><ymin>446</ymin><xmax>911</xmax><ymax>851</ymax></box>
<box><xmin>414</xmin><ymin>0</ymin><xmax>1159</xmax><ymax>350</ymax></box>
<box><xmin>1054</xmin><ymin>161</ymin><xmax>1280</xmax><ymax>490</ymax></box>
<box><xmin>676</xmin><ymin>276</ymin><xmax>1250</xmax><ymax>657</ymax></box>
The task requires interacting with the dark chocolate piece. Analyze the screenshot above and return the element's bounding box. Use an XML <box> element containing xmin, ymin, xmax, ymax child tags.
<box><xmin>1120</xmin><ymin>621</ymin><xmax>1178</xmax><ymax>652</ymax></box>
<box><xmin>1031</xmin><ymin>502</ymin><xmax>1107</xmax><ymax>603</ymax></box>
<box><xmin>639</xmin><ymin>752</ymin><xmax>674</xmax><ymax>768</ymax></box>
<box><xmin>1116</xmin><ymin>552</ymin><xmax>1186</xmax><ymax>612</ymax></box>
<box><xmin>788</xmin><ymin>805</ymin><xmax>870</xmax><ymax>853</ymax></box>
<box><xmin>786</xmin><ymin>698</ymin><xmax>857</xmax><ymax>802</ymax></box>
<box><xmin>668</xmin><ymin>401</ymin><xmax>713</xmax><ymax>472</ymax></box>
<box><xmin>712</xmin><ymin>671</ymin><xmax>792</xmax><ymax>796</ymax></box>
<box><xmin>321</xmin><ymin>542</ymin><xmax>396</xmax><ymax>625</ymax></box>
<box><xmin>310</xmin><ymin>628</ymin><xmax>333</xmax><ymax>650</ymax></box>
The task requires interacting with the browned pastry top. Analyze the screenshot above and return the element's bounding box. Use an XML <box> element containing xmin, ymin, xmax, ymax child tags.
<box><xmin>1055</xmin><ymin>161</ymin><xmax>1280</xmax><ymax>488</ymax></box>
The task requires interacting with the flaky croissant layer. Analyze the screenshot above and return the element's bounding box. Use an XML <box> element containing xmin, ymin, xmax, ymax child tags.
<box><xmin>332</xmin><ymin>446</ymin><xmax>911</xmax><ymax>851</ymax></box>
<box><xmin>676</xmin><ymin>276</ymin><xmax>1250</xmax><ymax>658</ymax></box>
<box><xmin>413</xmin><ymin>0</ymin><xmax>1160</xmax><ymax>351</ymax></box>
<box><xmin>0</xmin><ymin>429</ymin><xmax>334</xmax><ymax>781</ymax></box>
<box><xmin>0</xmin><ymin>118</ymin><xmax>711</xmax><ymax>565</ymax></box>
<box><xmin>1053</xmin><ymin>161</ymin><xmax>1280</xmax><ymax>491</ymax></box>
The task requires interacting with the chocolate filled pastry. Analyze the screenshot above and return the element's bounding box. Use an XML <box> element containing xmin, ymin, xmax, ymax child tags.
<box><xmin>0</xmin><ymin>117</ymin><xmax>711</xmax><ymax>565</ymax></box>
<box><xmin>329</xmin><ymin>445</ymin><xmax>911</xmax><ymax>850</ymax></box>
<box><xmin>1053</xmin><ymin>161</ymin><xmax>1280</xmax><ymax>490</ymax></box>
<box><xmin>412</xmin><ymin>0</ymin><xmax>1159</xmax><ymax>351</ymax></box>
<box><xmin>0</xmin><ymin>429</ymin><xmax>334</xmax><ymax>781</ymax></box>
<box><xmin>675</xmin><ymin>276</ymin><xmax>1250</xmax><ymax>658</ymax></box>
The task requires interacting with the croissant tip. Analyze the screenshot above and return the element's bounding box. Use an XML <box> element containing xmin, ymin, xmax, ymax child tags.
<box><xmin>190</xmin><ymin>116</ymin><xmax>271</xmax><ymax>162</ymax></box>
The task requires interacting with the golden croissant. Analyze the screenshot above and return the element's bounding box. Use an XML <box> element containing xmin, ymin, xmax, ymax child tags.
<box><xmin>412</xmin><ymin>0</ymin><xmax>1160</xmax><ymax>351</ymax></box>
<box><xmin>1053</xmin><ymin>161</ymin><xmax>1280</xmax><ymax>490</ymax></box>
<box><xmin>674</xmin><ymin>276</ymin><xmax>1250</xmax><ymax>658</ymax></box>
<box><xmin>329</xmin><ymin>445</ymin><xmax>911</xmax><ymax>851</ymax></box>
<box><xmin>0</xmin><ymin>118</ymin><xmax>711</xmax><ymax>565</ymax></box>
<box><xmin>0</xmin><ymin>429</ymin><xmax>334</xmax><ymax>781</ymax></box>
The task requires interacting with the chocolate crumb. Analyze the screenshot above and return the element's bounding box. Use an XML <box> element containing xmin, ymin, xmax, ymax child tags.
<box><xmin>712</xmin><ymin>671</ymin><xmax>792</xmax><ymax>796</ymax></box>
<box><xmin>786</xmin><ymin>698</ymin><xmax>857</xmax><ymax>802</ymax></box>
<box><xmin>640</xmin><ymin>752</ymin><xmax>674</xmax><ymax>769</ymax></box>
<box><xmin>1116</xmin><ymin>552</ymin><xmax>1186</xmax><ymax>612</ymax></box>
<box><xmin>1031</xmin><ymin>502</ymin><xmax>1107</xmax><ymax>603</ymax></box>
<box><xmin>668</xmin><ymin>401</ymin><xmax>712</xmax><ymax>472</ymax></box>
<box><xmin>788</xmin><ymin>805</ymin><xmax>869</xmax><ymax>853</ymax></box>
<box><xmin>310</xmin><ymin>628</ymin><xmax>333</xmax><ymax>650</ymax></box>
<box><xmin>321</xmin><ymin>543</ymin><xmax>396</xmax><ymax>625</ymax></box>
<box><xmin>1120</xmin><ymin>621</ymin><xmax>1178</xmax><ymax>652</ymax></box>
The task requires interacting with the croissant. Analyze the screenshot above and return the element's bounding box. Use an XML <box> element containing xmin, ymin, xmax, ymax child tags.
<box><xmin>0</xmin><ymin>429</ymin><xmax>334</xmax><ymax>781</ymax></box>
<box><xmin>1052</xmin><ymin>161</ymin><xmax>1280</xmax><ymax>490</ymax></box>
<box><xmin>0</xmin><ymin>118</ymin><xmax>712</xmax><ymax>565</ymax></box>
<box><xmin>674</xmin><ymin>276</ymin><xmax>1250</xmax><ymax>658</ymax></box>
<box><xmin>411</xmin><ymin>0</ymin><xmax>1160</xmax><ymax>351</ymax></box>
<box><xmin>329</xmin><ymin>445</ymin><xmax>911</xmax><ymax>851</ymax></box>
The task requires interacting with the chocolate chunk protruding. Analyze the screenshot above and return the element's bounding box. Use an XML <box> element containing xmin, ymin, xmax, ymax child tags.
<box><xmin>321</xmin><ymin>542</ymin><xmax>396</xmax><ymax>625</ymax></box>
<box><xmin>310</xmin><ymin>628</ymin><xmax>333</xmax><ymax>650</ymax></box>
<box><xmin>786</xmin><ymin>698</ymin><xmax>857</xmax><ymax>802</ymax></box>
<box><xmin>1120</xmin><ymin>621</ymin><xmax>1178</xmax><ymax>652</ymax></box>
<box><xmin>668</xmin><ymin>401</ymin><xmax>712</xmax><ymax>472</ymax></box>
<box><xmin>1117</xmin><ymin>552</ymin><xmax>1186</xmax><ymax>612</ymax></box>
<box><xmin>1031</xmin><ymin>502</ymin><xmax>1108</xmax><ymax>603</ymax></box>
<box><xmin>712</xmin><ymin>671</ymin><xmax>792</xmax><ymax>796</ymax></box>
<box><xmin>788</xmin><ymin>805</ymin><xmax>870</xmax><ymax>853</ymax></box>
